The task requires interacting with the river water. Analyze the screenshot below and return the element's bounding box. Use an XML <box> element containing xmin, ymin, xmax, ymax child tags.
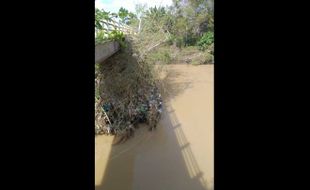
<box><xmin>95</xmin><ymin>64</ymin><xmax>214</xmax><ymax>190</ymax></box>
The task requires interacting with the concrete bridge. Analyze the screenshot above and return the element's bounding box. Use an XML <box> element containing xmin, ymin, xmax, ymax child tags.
<box><xmin>95</xmin><ymin>19</ymin><xmax>135</xmax><ymax>64</ymax></box>
<box><xmin>95</xmin><ymin>41</ymin><xmax>120</xmax><ymax>63</ymax></box>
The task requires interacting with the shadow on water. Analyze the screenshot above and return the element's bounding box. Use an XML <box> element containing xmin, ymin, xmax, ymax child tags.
<box><xmin>96</xmin><ymin>57</ymin><xmax>212</xmax><ymax>190</ymax></box>
<box><xmin>95</xmin><ymin>107</ymin><xmax>211</xmax><ymax>189</ymax></box>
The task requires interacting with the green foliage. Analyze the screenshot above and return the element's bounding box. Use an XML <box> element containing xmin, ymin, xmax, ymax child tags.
<box><xmin>190</xmin><ymin>52</ymin><xmax>213</xmax><ymax>65</ymax></box>
<box><xmin>133</xmin><ymin>0</ymin><xmax>213</xmax><ymax>48</ymax></box>
<box><xmin>141</xmin><ymin>6</ymin><xmax>169</xmax><ymax>33</ymax></box>
<box><xmin>95</xmin><ymin>8</ymin><xmax>116</xmax><ymax>30</ymax></box>
<box><xmin>108</xmin><ymin>30</ymin><xmax>124</xmax><ymax>41</ymax></box>
<box><xmin>146</xmin><ymin>48</ymin><xmax>172</xmax><ymax>65</ymax></box>
<box><xmin>202</xmin><ymin>53</ymin><xmax>213</xmax><ymax>64</ymax></box>
<box><xmin>118</xmin><ymin>7</ymin><xmax>129</xmax><ymax>21</ymax></box>
<box><xmin>162</xmin><ymin>52</ymin><xmax>172</xmax><ymax>64</ymax></box>
<box><xmin>108</xmin><ymin>30</ymin><xmax>126</xmax><ymax>48</ymax></box>
<box><xmin>126</xmin><ymin>0</ymin><xmax>214</xmax><ymax>55</ymax></box>
<box><xmin>95</xmin><ymin>29</ymin><xmax>126</xmax><ymax>47</ymax></box>
<box><xmin>95</xmin><ymin>1</ymin><xmax>214</xmax><ymax>60</ymax></box>
<box><xmin>118</xmin><ymin>7</ymin><xmax>137</xmax><ymax>24</ymax></box>
<box><xmin>207</xmin><ymin>43</ymin><xmax>214</xmax><ymax>55</ymax></box>
<box><xmin>176</xmin><ymin>37</ymin><xmax>184</xmax><ymax>48</ymax></box>
<box><xmin>95</xmin><ymin>30</ymin><xmax>108</xmax><ymax>44</ymax></box>
<box><xmin>184</xmin><ymin>34</ymin><xmax>198</xmax><ymax>46</ymax></box>
<box><xmin>95</xmin><ymin>8</ymin><xmax>128</xmax><ymax>46</ymax></box>
<box><xmin>197</xmin><ymin>31</ymin><xmax>214</xmax><ymax>51</ymax></box>
<box><xmin>166</xmin><ymin>35</ymin><xmax>176</xmax><ymax>45</ymax></box>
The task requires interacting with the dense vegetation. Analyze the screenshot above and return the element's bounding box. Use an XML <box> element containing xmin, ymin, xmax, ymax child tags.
<box><xmin>129</xmin><ymin>0</ymin><xmax>214</xmax><ymax>64</ymax></box>
<box><xmin>95</xmin><ymin>0</ymin><xmax>214</xmax><ymax>58</ymax></box>
<box><xmin>132</xmin><ymin>1</ymin><xmax>213</xmax><ymax>45</ymax></box>
<box><xmin>95</xmin><ymin>8</ymin><xmax>129</xmax><ymax>45</ymax></box>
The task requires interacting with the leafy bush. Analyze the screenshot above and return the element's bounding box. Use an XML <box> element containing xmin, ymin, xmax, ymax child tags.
<box><xmin>176</xmin><ymin>37</ymin><xmax>184</xmax><ymax>48</ymax></box>
<box><xmin>95</xmin><ymin>8</ymin><xmax>126</xmax><ymax>47</ymax></box>
<box><xmin>189</xmin><ymin>52</ymin><xmax>213</xmax><ymax>65</ymax></box>
<box><xmin>207</xmin><ymin>43</ymin><xmax>214</xmax><ymax>55</ymax></box>
<box><xmin>166</xmin><ymin>35</ymin><xmax>176</xmax><ymax>45</ymax></box>
<box><xmin>203</xmin><ymin>53</ymin><xmax>213</xmax><ymax>64</ymax></box>
<box><xmin>162</xmin><ymin>52</ymin><xmax>172</xmax><ymax>63</ymax></box>
<box><xmin>171</xmin><ymin>35</ymin><xmax>198</xmax><ymax>48</ymax></box>
<box><xmin>183</xmin><ymin>34</ymin><xmax>198</xmax><ymax>46</ymax></box>
<box><xmin>95</xmin><ymin>29</ymin><xmax>126</xmax><ymax>47</ymax></box>
<box><xmin>146</xmin><ymin>47</ymin><xmax>172</xmax><ymax>65</ymax></box>
<box><xmin>108</xmin><ymin>30</ymin><xmax>126</xmax><ymax>48</ymax></box>
<box><xmin>197</xmin><ymin>31</ymin><xmax>214</xmax><ymax>51</ymax></box>
<box><xmin>95</xmin><ymin>30</ymin><xmax>108</xmax><ymax>45</ymax></box>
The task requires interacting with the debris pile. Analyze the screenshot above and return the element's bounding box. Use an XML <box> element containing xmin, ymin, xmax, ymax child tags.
<box><xmin>95</xmin><ymin>86</ymin><xmax>162</xmax><ymax>136</ymax></box>
<box><xmin>95</xmin><ymin>40</ymin><xmax>162</xmax><ymax>138</ymax></box>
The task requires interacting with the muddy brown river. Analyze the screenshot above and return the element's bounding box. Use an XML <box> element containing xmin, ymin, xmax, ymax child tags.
<box><xmin>95</xmin><ymin>64</ymin><xmax>214</xmax><ymax>190</ymax></box>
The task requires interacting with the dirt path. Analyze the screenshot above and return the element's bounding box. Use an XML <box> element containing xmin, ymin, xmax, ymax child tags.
<box><xmin>95</xmin><ymin>64</ymin><xmax>214</xmax><ymax>190</ymax></box>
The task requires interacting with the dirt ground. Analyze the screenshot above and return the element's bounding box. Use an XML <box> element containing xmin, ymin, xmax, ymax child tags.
<box><xmin>95</xmin><ymin>64</ymin><xmax>214</xmax><ymax>190</ymax></box>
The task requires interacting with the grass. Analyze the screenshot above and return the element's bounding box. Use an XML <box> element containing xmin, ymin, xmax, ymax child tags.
<box><xmin>191</xmin><ymin>52</ymin><xmax>213</xmax><ymax>64</ymax></box>
<box><xmin>144</xmin><ymin>44</ymin><xmax>214</xmax><ymax>65</ymax></box>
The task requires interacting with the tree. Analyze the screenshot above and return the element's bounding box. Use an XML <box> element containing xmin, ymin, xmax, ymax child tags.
<box><xmin>169</xmin><ymin>0</ymin><xmax>213</xmax><ymax>45</ymax></box>
<box><xmin>118</xmin><ymin>7</ymin><xmax>137</xmax><ymax>25</ymax></box>
<box><xmin>135</xmin><ymin>4</ymin><xmax>147</xmax><ymax>33</ymax></box>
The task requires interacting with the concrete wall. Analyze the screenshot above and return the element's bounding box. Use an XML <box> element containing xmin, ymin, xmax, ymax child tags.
<box><xmin>95</xmin><ymin>41</ymin><xmax>120</xmax><ymax>63</ymax></box>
